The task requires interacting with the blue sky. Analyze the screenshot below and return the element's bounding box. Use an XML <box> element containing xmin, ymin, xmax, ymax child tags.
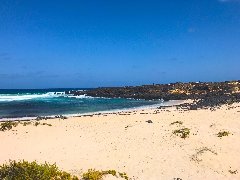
<box><xmin>0</xmin><ymin>0</ymin><xmax>240</xmax><ymax>88</ymax></box>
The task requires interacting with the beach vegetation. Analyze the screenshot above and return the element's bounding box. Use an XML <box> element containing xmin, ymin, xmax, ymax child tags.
<box><xmin>102</xmin><ymin>170</ymin><xmax>117</xmax><ymax>176</ymax></box>
<box><xmin>173</xmin><ymin>128</ymin><xmax>190</xmax><ymax>139</ymax></box>
<box><xmin>229</xmin><ymin>169</ymin><xmax>238</xmax><ymax>174</ymax></box>
<box><xmin>0</xmin><ymin>121</ymin><xmax>18</xmax><ymax>131</ymax></box>
<box><xmin>119</xmin><ymin>172</ymin><xmax>129</xmax><ymax>180</ymax></box>
<box><xmin>42</xmin><ymin>122</ymin><xmax>52</xmax><ymax>126</ymax></box>
<box><xmin>0</xmin><ymin>160</ymin><xmax>78</xmax><ymax>180</ymax></box>
<box><xmin>170</xmin><ymin>121</ymin><xmax>183</xmax><ymax>125</ymax></box>
<box><xmin>34</xmin><ymin>121</ymin><xmax>40</xmax><ymax>126</ymax></box>
<box><xmin>82</xmin><ymin>169</ymin><xmax>127</xmax><ymax>180</ymax></box>
<box><xmin>0</xmin><ymin>160</ymin><xmax>128</xmax><ymax>180</ymax></box>
<box><xmin>23</xmin><ymin>121</ymin><xmax>31</xmax><ymax>126</ymax></box>
<box><xmin>217</xmin><ymin>131</ymin><xmax>230</xmax><ymax>137</ymax></box>
<box><xmin>82</xmin><ymin>169</ymin><xmax>103</xmax><ymax>180</ymax></box>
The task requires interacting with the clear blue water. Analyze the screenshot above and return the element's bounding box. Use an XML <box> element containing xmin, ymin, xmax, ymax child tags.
<box><xmin>0</xmin><ymin>89</ymin><xmax>162</xmax><ymax>119</ymax></box>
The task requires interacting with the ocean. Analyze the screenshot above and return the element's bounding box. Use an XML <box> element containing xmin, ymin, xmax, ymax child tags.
<box><xmin>0</xmin><ymin>89</ymin><xmax>163</xmax><ymax>120</ymax></box>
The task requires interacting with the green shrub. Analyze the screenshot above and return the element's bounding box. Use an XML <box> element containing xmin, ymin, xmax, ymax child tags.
<box><xmin>34</xmin><ymin>122</ymin><xmax>40</xmax><ymax>126</ymax></box>
<box><xmin>173</xmin><ymin>128</ymin><xmax>190</xmax><ymax>139</ymax></box>
<box><xmin>42</xmin><ymin>123</ymin><xmax>52</xmax><ymax>126</ymax></box>
<box><xmin>0</xmin><ymin>160</ymin><xmax>78</xmax><ymax>180</ymax></box>
<box><xmin>229</xmin><ymin>169</ymin><xmax>238</xmax><ymax>174</ymax></box>
<box><xmin>217</xmin><ymin>131</ymin><xmax>230</xmax><ymax>137</ymax></box>
<box><xmin>0</xmin><ymin>121</ymin><xmax>18</xmax><ymax>131</ymax></box>
<box><xmin>82</xmin><ymin>169</ymin><xmax>103</xmax><ymax>180</ymax></box>
<box><xmin>82</xmin><ymin>169</ymin><xmax>125</xmax><ymax>180</ymax></box>
<box><xmin>102</xmin><ymin>170</ymin><xmax>117</xmax><ymax>176</ymax></box>
<box><xmin>170</xmin><ymin>121</ymin><xmax>183</xmax><ymax>125</ymax></box>
<box><xmin>119</xmin><ymin>172</ymin><xmax>129</xmax><ymax>180</ymax></box>
<box><xmin>22</xmin><ymin>122</ymin><xmax>31</xmax><ymax>126</ymax></box>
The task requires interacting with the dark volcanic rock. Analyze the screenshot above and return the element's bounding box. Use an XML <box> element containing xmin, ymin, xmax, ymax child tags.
<box><xmin>66</xmin><ymin>81</ymin><xmax>240</xmax><ymax>108</ymax></box>
<box><xmin>146</xmin><ymin>120</ymin><xmax>153</xmax><ymax>123</ymax></box>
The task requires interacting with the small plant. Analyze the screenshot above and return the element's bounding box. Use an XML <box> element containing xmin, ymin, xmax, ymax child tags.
<box><xmin>42</xmin><ymin>123</ymin><xmax>52</xmax><ymax>126</ymax></box>
<box><xmin>0</xmin><ymin>121</ymin><xmax>18</xmax><ymax>131</ymax></box>
<box><xmin>170</xmin><ymin>121</ymin><xmax>183</xmax><ymax>125</ymax></box>
<box><xmin>82</xmin><ymin>169</ymin><xmax>127</xmax><ymax>180</ymax></box>
<box><xmin>82</xmin><ymin>169</ymin><xmax>103</xmax><ymax>180</ymax></box>
<box><xmin>34</xmin><ymin>122</ymin><xmax>40</xmax><ymax>126</ymax></box>
<box><xmin>0</xmin><ymin>160</ymin><xmax>78</xmax><ymax>180</ymax></box>
<box><xmin>22</xmin><ymin>121</ymin><xmax>31</xmax><ymax>126</ymax></box>
<box><xmin>173</xmin><ymin>128</ymin><xmax>190</xmax><ymax>139</ymax></box>
<box><xmin>229</xmin><ymin>169</ymin><xmax>238</xmax><ymax>174</ymax></box>
<box><xmin>119</xmin><ymin>172</ymin><xmax>129</xmax><ymax>180</ymax></box>
<box><xmin>217</xmin><ymin>131</ymin><xmax>230</xmax><ymax>137</ymax></box>
<box><xmin>102</xmin><ymin>170</ymin><xmax>117</xmax><ymax>176</ymax></box>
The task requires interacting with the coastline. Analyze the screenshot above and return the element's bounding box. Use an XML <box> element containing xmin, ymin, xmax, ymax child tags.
<box><xmin>1</xmin><ymin>102</ymin><xmax>240</xmax><ymax>179</ymax></box>
<box><xmin>0</xmin><ymin>100</ymin><xmax>186</xmax><ymax>122</ymax></box>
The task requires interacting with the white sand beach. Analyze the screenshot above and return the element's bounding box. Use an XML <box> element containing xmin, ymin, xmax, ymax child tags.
<box><xmin>0</xmin><ymin>103</ymin><xmax>240</xmax><ymax>180</ymax></box>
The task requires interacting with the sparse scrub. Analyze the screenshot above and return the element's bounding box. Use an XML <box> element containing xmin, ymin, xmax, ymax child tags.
<box><xmin>42</xmin><ymin>123</ymin><xmax>52</xmax><ymax>126</ymax></box>
<box><xmin>102</xmin><ymin>170</ymin><xmax>117</xmax><ymax>176</ymax></box>
<box><xmin>82</xmin><ymin>169</ymin><xmax>128</xmax><ymax>180</ymax></box>
<box><xmin>0</xmin><ymin>161</ymin><xmax>128</xmax><ymax>180</ymax></box>
<box><xmin>173</xmin><ymin>128</ymin><xmax>190</xmax><ymax>139</ymax></box>
<box><xmin>22</xmin><ymin>121</ymin><xmax>31</xmax><ymax>126</ymax></box>
<box><xmin>0</xmin><ymin>160</ymin><xmax>78</xmax><ymax>180</ymax></box>
<box><xmin>119</xmin><ymin>172</ymin><xmax>129</xmax><ymax>180</ymax></box>
<box><xmin>34</xmin><ymin>121</ymin><xmax>40</xmax><ymax>126</ymax></box>
<box><xmin>82</xmin><ymin>169</ymin><xmax>103</xmax><ymax>180</ymax></box>
<box><xmin>170</xmin><ymin>121</ymin><xmax>183</xmax><ymax>125</ymax></box>
<box><xmin>0</xmin><ymin>121</ymin><xmax>18</xmax><ymax>131</ymax></box>
<box><xmin>229</xmin><ymin>170</ymin><xmax>238</xmax><ymax>174</ymax></box>
<box><xmin>217</xmin><ymin>131</ymin><xmax>230</xmax><ymax>137</ymax></box>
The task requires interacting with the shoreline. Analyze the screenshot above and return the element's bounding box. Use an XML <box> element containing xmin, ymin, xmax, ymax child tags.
<box><xmin>0</xmin><ymin>100</ymin><xmax>186</xmax><ymax>122</ymax></box>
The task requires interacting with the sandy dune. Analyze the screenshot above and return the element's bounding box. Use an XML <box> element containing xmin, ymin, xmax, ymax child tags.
<box><xmin>0</xmin><ymin>103</ymin><xmax>240</xmax><ymax>179</ymax></box>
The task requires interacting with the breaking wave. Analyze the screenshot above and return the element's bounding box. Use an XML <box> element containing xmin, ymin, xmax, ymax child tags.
<box><xmin>0</xmin><ymin>92</ymin><xmax>93</xmax><ymax>102</ymax></box>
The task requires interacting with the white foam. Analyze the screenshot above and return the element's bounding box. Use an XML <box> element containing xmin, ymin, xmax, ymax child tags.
<box><xmin>0</xmin><ymin>92</ymin><xmax>98</xmax><ymax>102</ymax></box>
<box><xmin>0</xmin><ymin>92</ymin><xmax>63</xmax><ymax>102</ymax></box>
<box><xmin>66</xmin><ymin>94</ymin><xmax>93</xmax><ymax>99</ymax></box>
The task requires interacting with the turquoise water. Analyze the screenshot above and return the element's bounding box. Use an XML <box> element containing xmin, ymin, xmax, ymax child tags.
<box><xmin>0</xmin><ymin>89</ymin><xmax>162</xmax><ymax>119</ymax></box>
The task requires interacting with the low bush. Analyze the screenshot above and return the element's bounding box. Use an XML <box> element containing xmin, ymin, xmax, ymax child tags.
<box><xmin>170</xmin><ymin>121</ymin><xmax>183</xmax><ymax>125</ymax></box>
<box><xmin>34</xmin><ymin>122</ymin><xmax>40</xmax><ymax>126</ymax></box>
<box><xmin>82</xmin><ymin>169</ymin><xmax>103</xmax><ymax>180</ymax></box>
<box><xmin>217</xmin><ymin>131</ymin><xmax>230</xmax><ymax>137</ymax></box>
<box><xmin>119</xmin><ymin>172</ymin><xmax>129</xmax><ymax>180</ymax></box>
<box><xmin>0</xmin><ymin>121</ymin><xmax>18</xmax><ymax>131</ymax></box>
<box><xmin>173</xmin><ymin>128</ymin><xmax>190</xmax><ymax>139</ymax></box>
<box><xmin>0</xmin><ymin>160</ymin><xmax>78</xmax><ymax>180</ymax></box>
<box><xmin>22</xmin><ymin>121</ymin><xmax>31</xmax><ymax>126</ymax></box>
<box><xmin>82</xmin><ymin>169</ymin><xmax>127</xmax><ymax>180</ymax></box>
<box><xmin>0</xmin><ymin>161</ymin><xmax>128</xmax><ymax>180</ymax></box>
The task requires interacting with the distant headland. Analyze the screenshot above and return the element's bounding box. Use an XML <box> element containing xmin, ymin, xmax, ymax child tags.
<box><xmin>66</xmin><ymin>80</ymin><xmax>240</xmax><ymax>109</ymax></box>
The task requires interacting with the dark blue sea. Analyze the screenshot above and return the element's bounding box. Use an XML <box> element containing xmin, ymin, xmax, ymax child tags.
<box><xmin>0</xmin><ymin>89</ymin><xmax>163</xmax><ymax>119</ymax></box>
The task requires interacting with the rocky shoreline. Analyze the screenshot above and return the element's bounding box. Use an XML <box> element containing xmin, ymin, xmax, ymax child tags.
<box><xmin>66</xmin><ymin>80</ymin><xmax>240</xmax><ymax>109</ymax></box>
